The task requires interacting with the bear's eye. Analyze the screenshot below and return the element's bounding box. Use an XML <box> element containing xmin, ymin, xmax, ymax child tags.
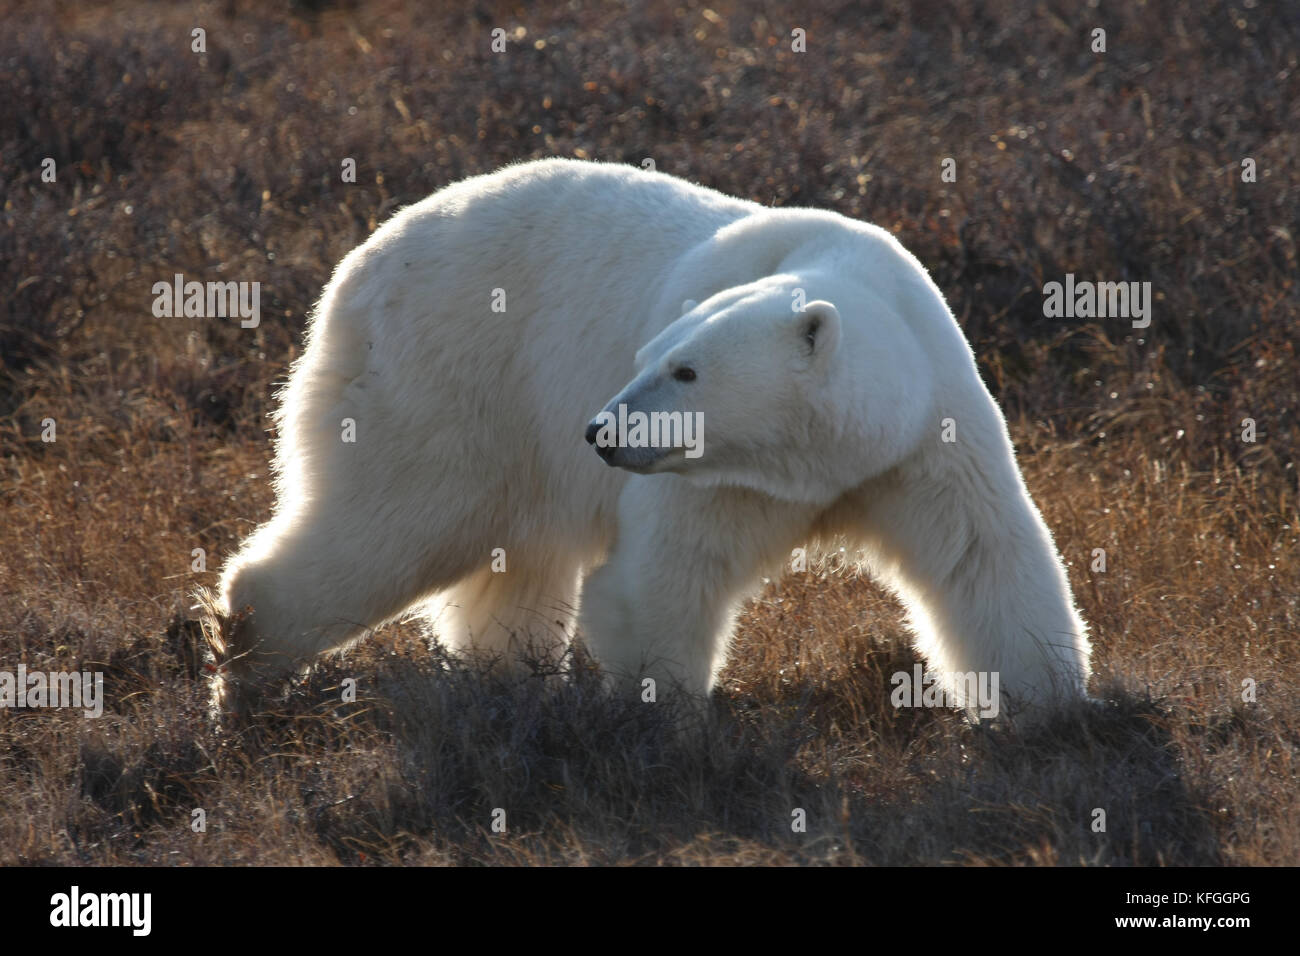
<box><xmin>673</xmin><ymin>367</ymin><xmax>697</xmax><ymax>383</ymax></box>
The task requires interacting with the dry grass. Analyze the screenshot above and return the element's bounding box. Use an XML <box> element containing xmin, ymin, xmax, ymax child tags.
<box><xmin>0</xmin><ymin>0</ymin><xmax>1296</xmax><ymax>865</ymax></box>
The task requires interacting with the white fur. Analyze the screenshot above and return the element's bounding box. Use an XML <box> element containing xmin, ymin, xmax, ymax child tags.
<box><xmin>217</xmin><ymin>158</ymin><xmax>1090</xmax><ymax>716</ymax></box>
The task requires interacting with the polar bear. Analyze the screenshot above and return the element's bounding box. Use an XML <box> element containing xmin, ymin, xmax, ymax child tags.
<box><xmin>210</xmin><ymin>158</ymin><xmax>1091</xmax><ymax>718</ymax></box>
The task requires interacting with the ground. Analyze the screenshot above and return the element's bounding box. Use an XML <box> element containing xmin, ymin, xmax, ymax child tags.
<box><xmin>0</xmin><ymin>0</ymin><xmax>1296</xmax><ymax>865</ymax></box>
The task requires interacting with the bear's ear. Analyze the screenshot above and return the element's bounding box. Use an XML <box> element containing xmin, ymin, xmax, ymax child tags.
<box><xmin>796</xmin><ymin>300</ymin><xmax>841</xmax><ymax>370</ymax></box>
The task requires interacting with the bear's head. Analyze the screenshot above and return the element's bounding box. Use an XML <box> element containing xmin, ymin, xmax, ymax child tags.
<box><xmin>585</xmin><ymin>274</ymin><xmax>875</xmax><ymax>503</ymax></box>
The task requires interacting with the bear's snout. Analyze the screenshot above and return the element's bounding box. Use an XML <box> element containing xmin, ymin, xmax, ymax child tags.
<box><xmin>585</xmin><ymin>419</ymin><xmax>617</xmax><ymax>464</ymax></box>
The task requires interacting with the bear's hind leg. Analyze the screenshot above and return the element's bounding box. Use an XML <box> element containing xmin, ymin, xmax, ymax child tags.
<box><xmin>214</xmin><ymin>493</ymin><xmax>485</xmax><ymax>709</ymax></box>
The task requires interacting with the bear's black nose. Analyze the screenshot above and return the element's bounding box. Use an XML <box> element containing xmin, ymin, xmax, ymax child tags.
<box><xmin>586</xmin><ymin>420</ymin><xmax>618</xmax><ymax>464</ymax></box>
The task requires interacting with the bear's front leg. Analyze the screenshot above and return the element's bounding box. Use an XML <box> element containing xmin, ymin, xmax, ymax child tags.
<box><xmin>578</xmin><ymin>476</ymin><xmax>817</xmax><ymax>701</ymax></box>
